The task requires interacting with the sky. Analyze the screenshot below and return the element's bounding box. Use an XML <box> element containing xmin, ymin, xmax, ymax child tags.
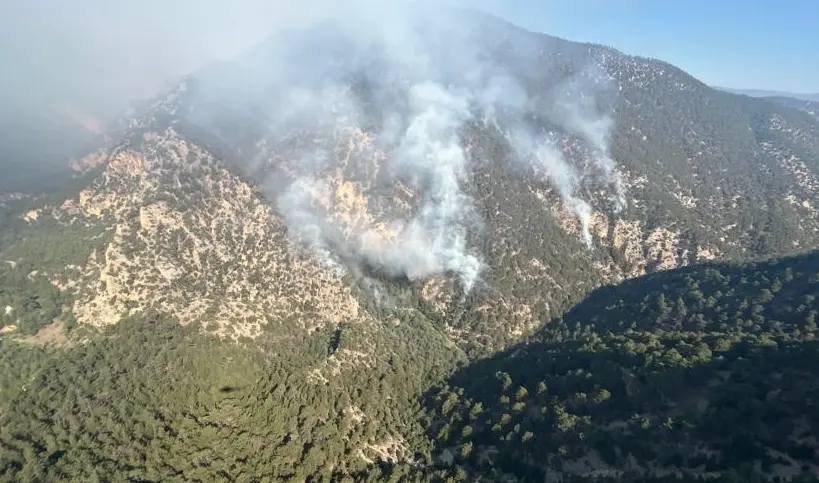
<box><xmin>0</xmin><ymin>0</ymin><xmax>817</xmax><ymax>129</ymax></box>
<box><xmin>502</xmin><ymin>0</ymin><xmax>819</xmax><ymax>95</ymax></box>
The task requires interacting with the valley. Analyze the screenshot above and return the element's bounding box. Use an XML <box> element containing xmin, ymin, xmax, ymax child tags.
<box><xmin>1</xmin><ymin>6</ymin><xmax>819</xmax><ymax>482</ymax></box>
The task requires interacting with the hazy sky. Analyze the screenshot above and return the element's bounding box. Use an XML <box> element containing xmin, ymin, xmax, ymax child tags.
<box><xmin>0</xmin><ymin>0</ymin><xmax>817</xmax><ymax>127</ymax></box>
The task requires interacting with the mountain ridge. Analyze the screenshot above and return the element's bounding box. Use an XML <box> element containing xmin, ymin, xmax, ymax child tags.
<box><xmin>5</xmin><ymin>8</ymin><xmax>819</xmax><ymax>352</ymax></box>
<box><xmin>1</xmin><ymin>9</ymin><xmax>819</xmax><ymax>481</ymax></box>
<box><xmin>716</xmin><ymin>87</ymin><xmax>819</xmax><ymax>103</ymax></box>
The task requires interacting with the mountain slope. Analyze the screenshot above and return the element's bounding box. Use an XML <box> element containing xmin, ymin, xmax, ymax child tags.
<box><xmin>764</xmin><ymin>96</ymin><xmax>819</xmax><ymax>121</ymax></box>
<box><xmin>0</xmin><ymin>311</ymin><xmax>466</xmax><ymax>481</ymax></box>
<box><xmin>4</xmin><ymin>240</ymin><xmax>819</xmax><ymax>480</ymax></box>
<box><xmin>64</xmin><ymin>128</ymin><xmax>363</xmax><ymax>339</ymax></box>
<box><xmin>1</xmin><ymin>9</ymin><xmax>819</xmax><ymax>481</ymax></box>
<box><xmin>6</xmin><ymin>8</ymin><xmax>814</xmax><ymax>355</ymax></box>
<box><xmin>423</xmin><ymin>251</ymin><xmax>819</xmax><ymax>481</ymax></box>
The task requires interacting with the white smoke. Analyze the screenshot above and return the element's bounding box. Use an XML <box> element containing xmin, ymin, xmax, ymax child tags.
<box><xmin>506</xmin><ymin>125</ymin><xmax>595</xmax><ymax>247</ymax></box>
<box><xmin>551</xmin><ymin>65</ymin><xmax>628</xmax><ymax>213</ymax></box>
<box><xmin>352</xmin><ymin>82</ymin><xmax>483</xmax><ymax>290</ymax></box>
<box><xmin>277</xmin><ymin>177</ymin><xmax>347</xmax><ymax>274</ymax></box>
<box><xmin>534</xmin><ymin>142</ymin><xmax>595</xmax><ymax>248</ymax></box>
<box><xmin>190</xmin><ymin>3</ymin><xmax>626</xmax><ymax>288</ymax></box>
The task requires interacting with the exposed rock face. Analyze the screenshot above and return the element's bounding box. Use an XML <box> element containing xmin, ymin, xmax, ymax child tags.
<box><xmin>9</xmin><ymin>8</ymin><xmax>819</xmax><ymax>353</ymax></box>
<box><xmin>63</xmin><ymin>128</ymin><xmax>362</xmax><ymax>339</ymax></box>
<box><xmin>34</xmin><ymin>108</ymin><xmax>814</xmax><ymax>350</ymax></box>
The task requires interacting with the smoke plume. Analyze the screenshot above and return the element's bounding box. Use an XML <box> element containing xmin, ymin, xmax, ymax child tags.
<box><xmin>185</xmin><ymin>2</ymin><xmax>626</xmax><ymax>287</ymax></box>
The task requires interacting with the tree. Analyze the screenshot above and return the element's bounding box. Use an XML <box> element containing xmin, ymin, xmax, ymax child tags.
<box><xmin>469</xmin><ymin>402</ymin><xmax>483</xmax><ymax>420</ymax></box>
<box><xmin>592</xmin><ymin>388</ymin><xmax>611</xmax><ymax>404</ymax></box>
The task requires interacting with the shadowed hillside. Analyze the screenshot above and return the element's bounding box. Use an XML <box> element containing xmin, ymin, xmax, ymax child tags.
<box><xmin>423</xmin><ymin>251</ymin><xmax>819</xmax><ymax>481</ymax></box>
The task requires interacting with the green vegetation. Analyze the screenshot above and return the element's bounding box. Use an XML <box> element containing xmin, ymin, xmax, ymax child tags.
<box><xmin>0</xmin><ymin>207</ymin><xmax>111</xmax><ymax>335</ymax></box>
<box><xmin>1</xmin><ymin>9</ymin><xmax>819</xmax><ymax>483</ymax></box>
<box><xmin>3</xmin><ymin>251</ymin><xmax>819</xmax><ymax>481</ymax></box>
<box><xmin>423</xmin><ymin>252</ymin><xmax>819</xmax><ymax>481</ymax></box>
<box><xmin>0</xmin><ymin>310</ymin><xmax>465</xmax><ymax>482</ymax></box>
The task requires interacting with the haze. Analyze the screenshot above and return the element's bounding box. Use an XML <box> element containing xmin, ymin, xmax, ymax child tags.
<box><xmin>2</xmin><ymin>0</ymin><xmax>813</xmax><ymax>185</ymax></box>
<box><xmin>1</xmin><ymin>0</ymin><xmax>341</xmax><ymax>124</ymax></box>
<box><xmin>1</xmin><ymin>0</ymin><xmax>508</xmax><ymax>181</ymax></box>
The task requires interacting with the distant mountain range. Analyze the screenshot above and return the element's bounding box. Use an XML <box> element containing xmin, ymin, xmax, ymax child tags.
<box><xmin>716</xmin><ymin>86</ymin><xmax>819</xmax><ymax>103</ymax></box>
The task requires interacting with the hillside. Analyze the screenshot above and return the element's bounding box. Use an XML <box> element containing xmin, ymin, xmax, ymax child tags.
<box><xmin>1</xmin><ymin>6</ymin><xmax>819</xmax><ymax>482</ymax></box>
<box><xmin>0</xmin><ymin>310</ymin><xmax>467</xmax><ymax>481</ymax></box>
<box><xmin>4</xmin><ymin>7</ymin><xmax>819</xmax><ymax>354</ymax></box>
<box><xmin>423</xmin><ymin>251</ymin><xmax>819</xmax><ymax>482</ymax></box>
<box><xmin>3</xmin><ymin>239</ymin><xmax>819</xmax><ymax>481</ymax></box>
<box><xmin>764</xmin><ymin>96</ymin><xmax>819</xmax><ymax>121</ymax></box>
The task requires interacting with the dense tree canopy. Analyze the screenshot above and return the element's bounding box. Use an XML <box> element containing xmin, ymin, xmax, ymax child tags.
<box><xmin>2</xmin><ymin>252</ymin><xmax>819</xmax><ymax>482</ymax></box>
<box><xmin>423</xmin><ymin>252</ymin><xmax>819</xmax><ymax>482</ymax></box>
<box><xmin>2</xmin><ymin>9</ymin><xmax>819</xmax><ymax>483</ymax></box>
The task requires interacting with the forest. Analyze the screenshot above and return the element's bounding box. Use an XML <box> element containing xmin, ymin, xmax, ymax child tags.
<box><xmin>424</xmin><ymin>252</ymin><xmax>819</xmax><ymax>481</ymax></box>
<box><xmin>2</xmin><ymin>250</ymin><xmax>819</xmax><ymax>481</ymax></box>
<box><xmin>2</xmin><ymin>9</ymin><xmax>819</xmax><ymax>481</ymax></box>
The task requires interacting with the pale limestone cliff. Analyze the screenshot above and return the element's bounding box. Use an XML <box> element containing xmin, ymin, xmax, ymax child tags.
<box><xmin>64</xmin><ymin>128</ymin><xmax>362</xmax><ymax>339</ymax></box>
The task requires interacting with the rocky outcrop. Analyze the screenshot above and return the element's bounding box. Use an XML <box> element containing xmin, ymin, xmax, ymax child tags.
<box><xmin>63</xmin><ymin>128</ymin><xmax>363</xmax><ymax>339</ymax></box>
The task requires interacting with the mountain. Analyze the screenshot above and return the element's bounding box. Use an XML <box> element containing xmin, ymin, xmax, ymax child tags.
<box><xmin>7</xmin><ymin>7</ymin><xmax>819</xmax><ymax>352</ymax></box>
<box><xmin>713</xmin><ymin>88</ymin><xmax>819</xmax><ymax>121</ymax></box>
<box><xmin>762</xmin><ymin>96</ymin><xmax>819</xmax><ymax>122</ymax></box>
<box><xmin>1</xmin><ymin>6</ymin><xmax>819</xmax><ymax>482</ymax></box>
<box><xmin>716</xmin><ymin>87</ymin><xmax>819</xmax><ymax>103</ymax></box>
<box><xmin>715</xmin><ymin>89</ymin><xmax>819</xmax><ymax>122</ymax></box>
<box><xmin>4</xmin><ymin>253</ymin><xmax>819</xmax><ymax>482</ymax></box>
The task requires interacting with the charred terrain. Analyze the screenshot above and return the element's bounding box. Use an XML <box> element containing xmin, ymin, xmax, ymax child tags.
<box><xmin>2</xmin><ymin>7</ymin><xmax>819</xmax><ymax>482</ymax></box>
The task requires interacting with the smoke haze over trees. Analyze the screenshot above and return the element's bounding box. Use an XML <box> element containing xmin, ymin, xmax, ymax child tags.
<box><xmin>2</xmin><ymin>2</ymin><xmax>819</xmax><ymax>482</ymax></box>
